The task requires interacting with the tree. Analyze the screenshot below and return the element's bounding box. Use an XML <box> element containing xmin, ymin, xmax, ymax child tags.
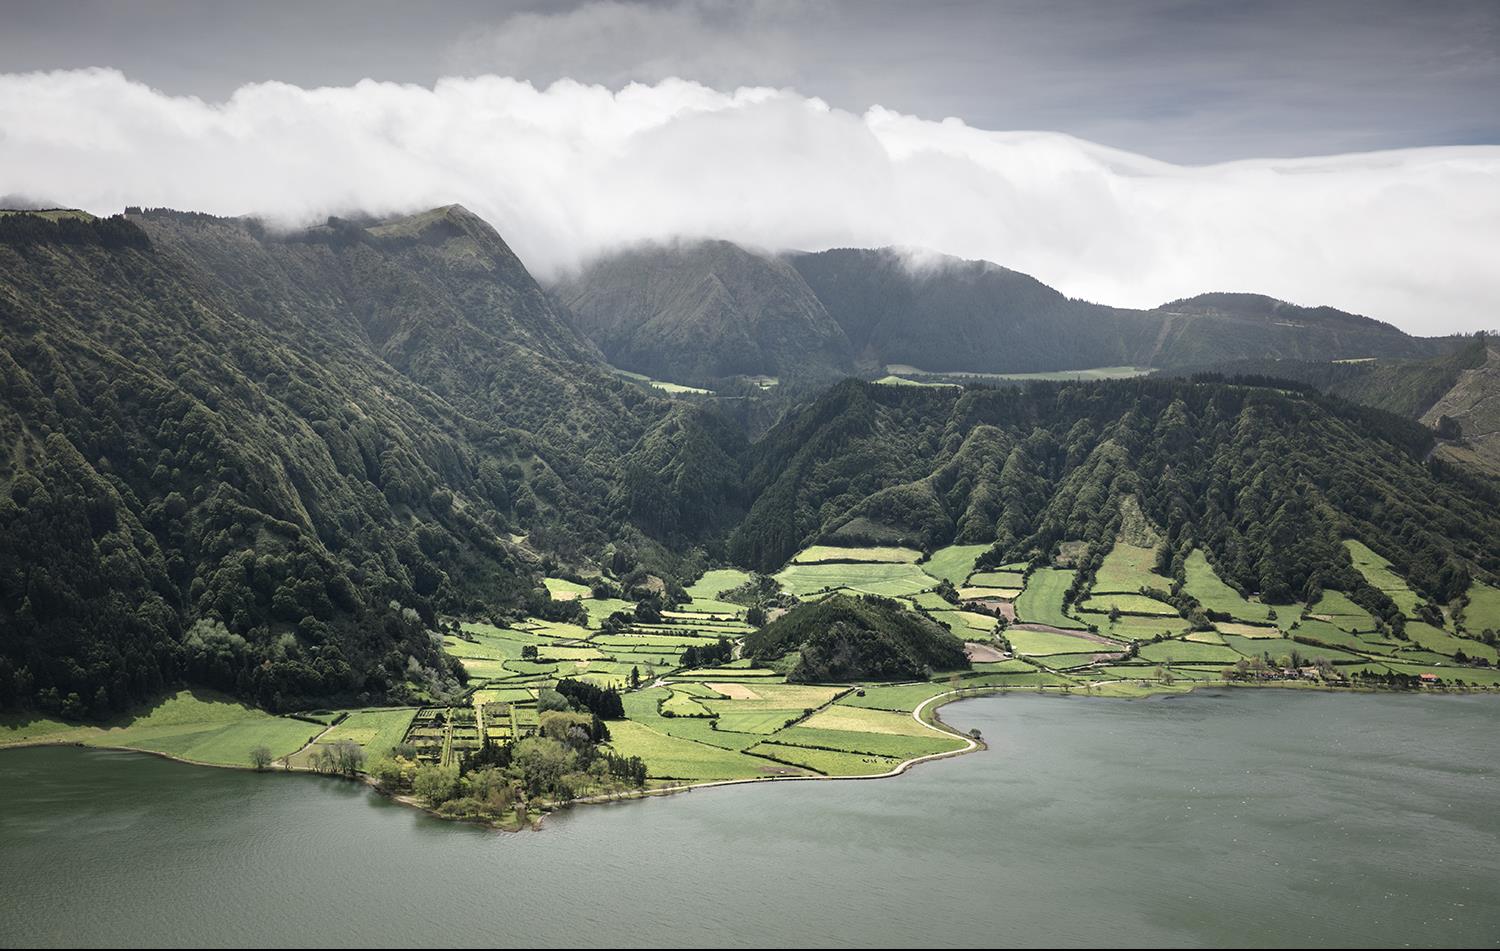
<box><xmin>413</xmin><ymin>764</ymin><xmax>461</xmax><ymax>805</ymax></box>
<box><xmin>249</xmin><ymin>746</ymin><xmax>273</xmax><ymax>770</ymax></box>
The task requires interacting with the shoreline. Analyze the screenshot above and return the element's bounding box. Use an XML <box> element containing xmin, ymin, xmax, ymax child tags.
<box><xmin>5</xmin><ymin>680</ymin><xmax>1496</xmax><ymax>832</ymax></box>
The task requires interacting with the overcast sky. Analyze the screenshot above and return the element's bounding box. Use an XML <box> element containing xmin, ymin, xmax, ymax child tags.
<box><xmin>1</xmin><ymin>0</ymin><xmax>1497</xmax><ymax>333</ymax></box>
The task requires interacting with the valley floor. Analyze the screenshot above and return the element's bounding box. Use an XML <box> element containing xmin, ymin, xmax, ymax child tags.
<box><xmin>6</xmin><ymin>536</ymin><xmax>1499</xmax><ymax>827</ymax></box>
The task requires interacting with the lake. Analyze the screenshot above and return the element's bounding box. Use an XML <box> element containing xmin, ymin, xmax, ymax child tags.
<box><xmin>2</xmin><ymin>689</ymin><xmax>1497</xmax><ymax>948</ymax></box>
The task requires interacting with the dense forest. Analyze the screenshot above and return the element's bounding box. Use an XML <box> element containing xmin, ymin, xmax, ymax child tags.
<box><xmin>745</xmin><ymin>594</ymin><xmax>969</xmax><ymax>682</ymax></box>
<box><xmin>0</xmin><ymin>209</ymin><xmax>727</xmax><ymax>717</ymax></box>
<box><xmin>728</xmin><ymin>378</ymin><xmax>1500</xmax><ymax>616</ymax></box>
<box><xmin>2</xmin><ymin>207</ymin><xmax>1497</xmax><ymax>719</ymax></box>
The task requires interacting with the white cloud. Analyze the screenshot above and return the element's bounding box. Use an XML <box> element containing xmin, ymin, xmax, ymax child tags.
<box><xmin>0</xmin><ymin>68</ymin><xmax>1496</xmax><ymax>334</ymax></box>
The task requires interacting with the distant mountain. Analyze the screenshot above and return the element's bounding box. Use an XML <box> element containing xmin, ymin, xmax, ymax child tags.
<box><xmin>1172</xmin><ymin>335</ymin><xmax>1500</xmax><ymax>475</ymax></box>
<box><xmin>1143</xmin><ymin>292</ymin><xmax>1449</xmax><ymax>367</ymax></box>
<box><xmin>788</xmin><ymin>247</ymin><xmax>1158</xmax><ymax>373</ymax></box>
<box><xmin>556</xmin><ymin>241</ymin><xmax>1455</xmax><ymax>382</ymax></box>
<box><xmin>552</xmin><ymin>240</ymin><xmax>854</xmax><ymax>384</ymax></box>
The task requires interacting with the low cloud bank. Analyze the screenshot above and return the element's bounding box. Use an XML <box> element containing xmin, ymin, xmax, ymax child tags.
<box><xmin>2</xmin><ymin>69</ymin><xmax>1496</xmax><ymax>333</ymax></box>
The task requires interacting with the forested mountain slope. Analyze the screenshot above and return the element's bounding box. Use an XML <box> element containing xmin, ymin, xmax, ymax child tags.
<box><xmin>0</xmin><ymin>208</ymin><xmax>737</xmax><ymax>718</ymax></box>
<box><xmin>2</xmin><ymin>207</ymin><xmax>1495</xmax><ymax>722</ymax></box>
<box><xmin>729</xmin><ymin>378</ymin><xmax>1500</xmax><ymax>615</ymax></box>
<box><xmin>1165</xmin><ymin>336</ymin><xmax>1499</xmax><ymax>474</ymax></box>
<box><xmin>553</xmin><ymin>240</ymin><xmax>854</xmax><ymax>384</ymax></box>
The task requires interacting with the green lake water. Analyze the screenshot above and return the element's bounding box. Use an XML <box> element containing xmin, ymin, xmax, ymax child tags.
<box><xmin>2</xmin><ymin>689</ymin><xmax>1497</xmax><ymax>948</ymax></box>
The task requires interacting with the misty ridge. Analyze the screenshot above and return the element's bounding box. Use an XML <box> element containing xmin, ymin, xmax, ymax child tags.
<box><xmin>2</xmin><ymin>68</ymin><xmax>1499</xmax><ymax>336</ymax></box>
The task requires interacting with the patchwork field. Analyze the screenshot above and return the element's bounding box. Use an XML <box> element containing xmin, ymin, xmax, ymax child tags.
<box><xmin>1014</xmin><ymin>567</ymin><xmax>1087</xmax><ymax>630</ymax></box>
<box><xmin>773</xmin><ymin>560</ymin><xmax>938</xmax><ymax>598</ymax></box>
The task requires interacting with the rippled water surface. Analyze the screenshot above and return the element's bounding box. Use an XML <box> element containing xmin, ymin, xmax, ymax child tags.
<box><xmin>3</xmin><ymin>689</ymin><xmax>1497</xmax><ymax>948</ymax></box>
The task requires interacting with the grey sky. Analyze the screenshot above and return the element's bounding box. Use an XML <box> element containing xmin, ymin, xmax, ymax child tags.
<box><xmin>2</xmin><ymin>0</ymin><xmax>1497</xmax><ymax>163</ymax></box>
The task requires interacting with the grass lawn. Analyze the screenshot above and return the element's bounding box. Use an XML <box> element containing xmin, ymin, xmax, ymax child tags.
<box><xmin>1014</xmin><ymin>567</ymin><xmax>1087</xmax><ymax>629</ymax></box>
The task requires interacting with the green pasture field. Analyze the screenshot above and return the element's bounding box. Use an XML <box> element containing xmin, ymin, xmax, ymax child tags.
<box><xmin>907</xmin><ymin>591</ymin><xmax>955</xmax><ymax>611</ymax></box>
<box><xmin>1404</xmin><ymin>622</ymin><xmax>1498</xmax><ymax>662</ymax></box>
<box><xmin>1092</xmin><ymin>541</ymin><xmax>1166</xmax><ymax>593</ymax></box>
<box><xmin>687</xmin><ymin>568</ymin><xmax>754</xmax><ymax>603</ymax></box>
<box><xmin>1136</xmin><ymin>639</ymin><xmax>1244</xmax><ymax>665</ymax></box>
<box><xmin>1308</xmin><ymin>590</ymin><xmax>1379</xmax><ymax>632</ymax></box>
<box><xmin>1030</xmin><ymin>653</ymin><xmax>1106</xmax><ymax>670</ymax></box>
<box><xmin>769</xmin><ymin>726</ymin><xmax>963</xmax><ymax>760</ymax></box>
<box><xmin>308</xmin><ymin>708</ymin><xmax>416</xmax><ymax>760</ymax></box>
<box><xmin>800</xmin><ymin>705</ymin><xmax>939</xmax><ymax>737</ymax></box>
<box><xmin>1007</xmin><ymin>627</ymin><xmax>1109</xmax><ymax>655</ymax></box>
<box><xmin>710</xmin><ymin>710</ymin><xmax>801</xmax><ymax>734</ymax></box>
<box><xmin>1182</xmin><ymin>550</ymin><xmax>1277</xmax><ymax>624</ymax></box>
<box><xmin>661</xmin><ymin>691</ymin><xmax>713</xmax><ymax>718</ymax></box>
<box><xmin>930</xmin><ymin>609</ymin><xmax>998</xmax><ymax>638</ymax></box>
<box><xmin>1289</xmin><ymin>619</ymin><xmax>1381</xmax><ymax>653</ymax></box>
<box><xmin>957</xmin><ymin>586</ymin><xmax>1020</xmax><ymax>600</ymax></box>
<box><xmin>969</xmin><ymin>570</ymin><xmax>1027</xmax><ymax>588</ymax></box>
<box><xmin>922</xmin><ymin>543</ymin><xmax>991</xmax><ymax>584</ymax></box>
<box><xmin>1344</xmin><ymin>540</ymin><xmax>1422</xmax><ymax>617</ymax></box>
<box><xmin>746</xmin><ymin>742</ymin><xmax>903</xmax><ymax>776</ymax></box>
<box><xmin>605</xmin><ymin>721</ymin><xmax>784</xmax><ymax>780</ymax></box>
<box><xmin>1215</xmin><ymin>622</ymin><xmax>1283</xmax><ymax>638</ymax></box>
<box><xmin>1014</xmin><ymin>567</ymin><xmax>1087</xmax><ymax>629</ymax></box>
<box><xmin>543</xmin><ymin>577</ymin><xmax>591</xmax><ymax>601</ymax></box>
<box><xmin>697</xmin><ymin>682</ymin><xmax>844</xmax><ymax>711</ymax></box>
<box><xmin>73</xmin><ymin>691</ymin><xmax>321</xmax><ymax>766</ymax></box>
<box><xmin>1464</xmin><ymin>581</ymin><xmax>1500</xmax><ymax>633</ymax></box>
<box><xmin>792</xmin><ymin>545</ymin><xmax>922</xmax><ymax>564</ymax></box>
<box><xmin>1094</xmin><ymin>614</ymin><xmax>1188</xmax><ymax>642</ymax></box>
<box><xmin>838</xmin><ymin>682</ymin><xmax>953</xmax><ymax>713</ymax></box>
<box><xmin>773</xmin><ymin>560</ymin><xmax>938</xmax><ymax>598</ymax></box>
<box><xmin>1077</xmin><ymin>592</ymin><xmax>1179</xmax><ymax>616</ymax></box>
<box><xmin>581</xmin><ymin>597</ymin><xmax>636</xmax><ymax>627</ymax></box>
